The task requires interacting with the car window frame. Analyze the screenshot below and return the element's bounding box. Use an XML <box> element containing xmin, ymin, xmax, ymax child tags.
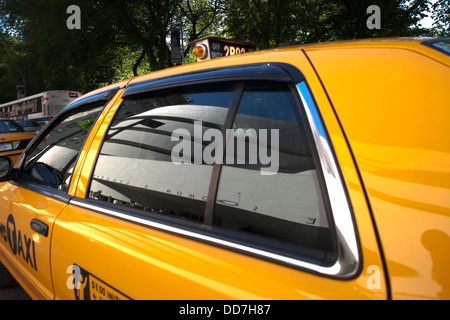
<box><xmin>9</xmin><ymin>89</ymin><xmax>118</xmax><ymax>202</ymax></box>
<box><xmin>72</xmin><ymin>63</ymin><xmax>361</xmax><ymax>279</ymax></box>
<box><xmin>421</xmin><ymin>37</ymin><xmax>450</xmax><ymax>56</ymax></box>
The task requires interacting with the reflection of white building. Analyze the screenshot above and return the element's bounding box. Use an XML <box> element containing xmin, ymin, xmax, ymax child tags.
<box><xmin>91</xmin><ymin>157</ymin><xmax>327</xmax><ymax>227</ymax></box>
<box><xmin>90</xmin><ymin>104</ymin><xmax>327</xmax><ymax>228</ymax></box>
<box><xmin>37</xmin><ymin>145</ymin><xmax>79</xmax><ymax>172</ymax></box>
<box><xmin>104</xmin><ymin>104</ymin><xmax>314</xmax><ymax>168</ymax></box>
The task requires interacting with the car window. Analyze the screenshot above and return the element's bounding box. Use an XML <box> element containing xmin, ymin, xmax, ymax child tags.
<box><xmin>214</xmin><ymin>81</ymin><xmax>335</xmax><ymax>262</ymax></box>
<box><xmin>423</xmin><ymin>38</ymin><xmax>450</xmax><ymax>56</ymax></box>
<box><xmin>0</xmin><ymin>120</ymin><xmax>25</xmax><ymax>133</ymax></box>
<box><xmin>88</xmin><ymin>82</ymin><xmax>237</xmax><ymax>223</ymax></box>
<box><xmin>87</xmin><ymin>79</ymin><xmax>336</xmax><ymax>266</ymax></box>
<box><xmin>18</xmin><ymin>120</ymin><xmax>39</xmax><ymax>126</ymax></box>
<box><xmin>21</xmin><ymin>103</ymin><xmax>105</xmax><ymax>192</ymax></box>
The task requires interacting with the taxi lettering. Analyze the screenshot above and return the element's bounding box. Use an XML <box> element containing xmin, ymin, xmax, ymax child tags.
<box><xmin>0</xmin><ymin>214</ymin><xmax>37</xmax><ymax>271</ymax></box>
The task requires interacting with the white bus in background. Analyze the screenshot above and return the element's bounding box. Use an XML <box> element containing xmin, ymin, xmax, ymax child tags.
<box><xmin>0</xmin><ymin>90</ymin><xmax>82</xmax><ymax>122</ymax></box>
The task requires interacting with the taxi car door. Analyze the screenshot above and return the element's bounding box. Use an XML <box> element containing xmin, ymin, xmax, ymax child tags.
<box><xmin>0</xmin><ymin>93</ymin><xmax>114</xmax><ymax>299</ymax></box>
<box><xmin>50</xmin><ymin>60</ymin><xmax>388</xmax><ymax>300</ymax></box>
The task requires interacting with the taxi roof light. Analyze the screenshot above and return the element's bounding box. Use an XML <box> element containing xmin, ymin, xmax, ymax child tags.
<box><xmin>193</xmin><ymin>44</ymin><xmax>208</xmax><ymax>59</ymax></box>
<box><xmin>188</xmin><ymin>36</ymin><xmax>258</xmax><ymax>62</ymax></box>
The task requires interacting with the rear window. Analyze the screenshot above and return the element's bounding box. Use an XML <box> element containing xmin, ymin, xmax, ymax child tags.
<box><xmin>88</xmin><ymin>79</ymin><xmax>337</xmax><ymax>267</ymax></box>
<box><xmin>89</xmin><ymin>82</ymin><xmax>236</xmax><ymax>224</ymax></box>
<box><xmin>213</xmin><ymin>81</ymin><xmax>334</xmax><ymax>260</ymax></box>
<box><xmin>0</xmin><ymin>120</ymin><xmax>25</xmax><ymax>133</ymax></box>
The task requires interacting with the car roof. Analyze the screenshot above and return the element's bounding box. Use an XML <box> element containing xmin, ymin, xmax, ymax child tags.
<box><xmin>69</xmin><ymin>37</ymin><xmax>448</xmax><ymax>106</ymax></box>
<box><xmin>129</xmin><ymin>37</ymin><xmax>447</xmax><ymax>84</ymax></box>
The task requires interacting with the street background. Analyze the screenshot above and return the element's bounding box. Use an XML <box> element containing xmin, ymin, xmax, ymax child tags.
<box><xmin>0</xmin><ymin>284</ymin><xmax>30</xmax><ymax>300</ymax></box>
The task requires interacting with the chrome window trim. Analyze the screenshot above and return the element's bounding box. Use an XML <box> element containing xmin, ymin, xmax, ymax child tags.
<box><xmin>296</xmin><ymin>82</ymin><xmax>360</xmax><ymax>277</ymax></box>
<box><xmin>69</xmin><ymin>199</ymin><xmax>343</xmax><ymax>275</ymax></box>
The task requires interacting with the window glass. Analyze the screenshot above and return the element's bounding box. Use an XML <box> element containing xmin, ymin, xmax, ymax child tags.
<box><xmin>214</xmin><ymin>81</ymin><xmax>335</xmax><ymax>260</ymax></box>
<box><xmin>22</xmin><ymin>104</ymin><xmax>104</xmax><ymax>191</ymax></box>
<box><xmin>88</xmin><ymin>82</ymin><xmax>236</xmax><ymax>223</ymax></box>
<box><xmin>0</xmin><ymin>120</ymin><xmax>25</xmax><ymax>133</ymax></box>
<box><xmin>428</xmin><ymin>39</ymin><xmax>450</xmax><ymax>55</ymax></box>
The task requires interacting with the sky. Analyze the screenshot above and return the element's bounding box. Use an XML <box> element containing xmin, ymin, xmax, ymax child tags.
<box><xmin>421</xmin><ymin>16</ymin><xmax>435</xmax><ymax>28</ymax></box>
<box><xmin>420</xmin><ymin>0</ymin><xmax>438</xmax><ymax>28</ymax></box>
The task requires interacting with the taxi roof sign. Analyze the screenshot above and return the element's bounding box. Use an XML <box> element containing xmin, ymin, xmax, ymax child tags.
<box><xmin>188</xmin><ymin>36</ymin><xmax>258</xmax><ymax>61</ymax></box>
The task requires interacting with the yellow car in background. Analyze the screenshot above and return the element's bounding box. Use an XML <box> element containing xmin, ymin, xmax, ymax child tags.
<box><xmin>0</xmin><ymin>37</ymin><xmax>448</xmax><ymax>301</ymax></box>
<box><xmin>0</xmin><ymin>119</ymin><xmax>35</xmax><ymax>165</ymax></box>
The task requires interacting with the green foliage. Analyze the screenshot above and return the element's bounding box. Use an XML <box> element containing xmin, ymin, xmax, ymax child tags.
<box><xmin>223</xmin><ymin>0</ymin><xmax>435</xmax><ymax>46</ymax></box>
<box><xmin>0</xmin><ymin>0</ymin><xmax>128</xmax><ymax>99</ymax></box>
<box><xmin>179</xmin><ymin>0</ymin><xmax>228</xmax><ymax>55</ymax></box>
<box><xmin>432</xmin><ymin>0</ymin><xmax>450</xmax><ymax>35</ymax></box>
<box><xmin>0</xmin><ymin>0</ymin><xmax>447</xmax><ymax>103</ymax></box>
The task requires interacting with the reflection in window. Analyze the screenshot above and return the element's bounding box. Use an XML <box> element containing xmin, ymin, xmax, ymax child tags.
<box><xmin>0</xmin><ymin>120</ymin><xmax>25</xmax><ymax>133</ymax></box>
<box><xmin>89</xmin><ymin>83</ymin><xmax>236</xmax><ymax>223</ymax></box>
<box><xmin>22</xmin><ymin>105</ymin><xmax>104</xmax><ymax>191</ymax></box>
<box><xmin>214</xmin><ymin>81</ymin><xmax>335</xmax><ymax>263</ymax></box>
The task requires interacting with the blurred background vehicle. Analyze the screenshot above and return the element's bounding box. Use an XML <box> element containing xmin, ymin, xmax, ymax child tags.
<box><xmin>0</xmin><ymin>119</ymin><xmax>35</xmax><ymax>164</ymax></box>
<box><xmin>16</xmin><ymin>120</ymin><xmax>44</xmax><ymax>133</ymax></box>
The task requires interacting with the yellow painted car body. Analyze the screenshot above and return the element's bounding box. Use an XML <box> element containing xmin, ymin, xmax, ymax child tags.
<box><xmin>0</xmin><ymin>38</ymin><xmax>448</xmax><ymax>300</ymax></box>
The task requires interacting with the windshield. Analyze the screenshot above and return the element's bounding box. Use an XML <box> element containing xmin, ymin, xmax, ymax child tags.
<box><xmin>0</xmin><ymin>120</ymin><xmax>25</xmax><ymax>133</ymax></box>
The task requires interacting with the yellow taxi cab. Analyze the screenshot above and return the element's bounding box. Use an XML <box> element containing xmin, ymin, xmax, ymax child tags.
<box><xmin>0</xmin><ymin>37</ymin><xmax>448</xmax><ymax>301</ymax></box>
<box><xmin>0</xmin><ymin>119</ymin><xmax>36</xmax><ymax>165</ymax></box>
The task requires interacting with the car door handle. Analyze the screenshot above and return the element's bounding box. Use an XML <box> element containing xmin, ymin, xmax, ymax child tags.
<box><xmin>30</xmin><ymin>219</ymin><xmax>49</xmax><ymax>237</ymax></box>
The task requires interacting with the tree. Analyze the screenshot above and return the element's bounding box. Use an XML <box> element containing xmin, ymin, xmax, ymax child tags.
<box><xmin>0</xmin><ymin>0</ymin><xmax>128</xmax><ymax>98</ymax></box>
<box><xmin>224</xmin><ymin>0</ymin><xmax>434</xmax><ymax>47</ymax></box>
<box><xmin>0</xmin><ymin>33</ymin><xmax>24</xmax><ymax>102</ymax></box>
<box><xmin>97</xmin><ymin>0</ymin><xmax>182</xmax><ymax>75</ymax></box>
<box><xmin>0</xmin><ymin>0</ymin><xmax>439</xmax><ymax>104</ymax></box>
<box><xmin>178</xmin><ymin>0</ymin><xmax>227</xmax><ymax>57</ymax></box>
<box><xmin>223</xmin><ymin>0</ymin><xmax>299</xmax><ymax>48</ymax></box>
<box><xmin>432</xmin><ymin>0</ymin><xmax>450</xmax><ymax>35</ymax></box>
